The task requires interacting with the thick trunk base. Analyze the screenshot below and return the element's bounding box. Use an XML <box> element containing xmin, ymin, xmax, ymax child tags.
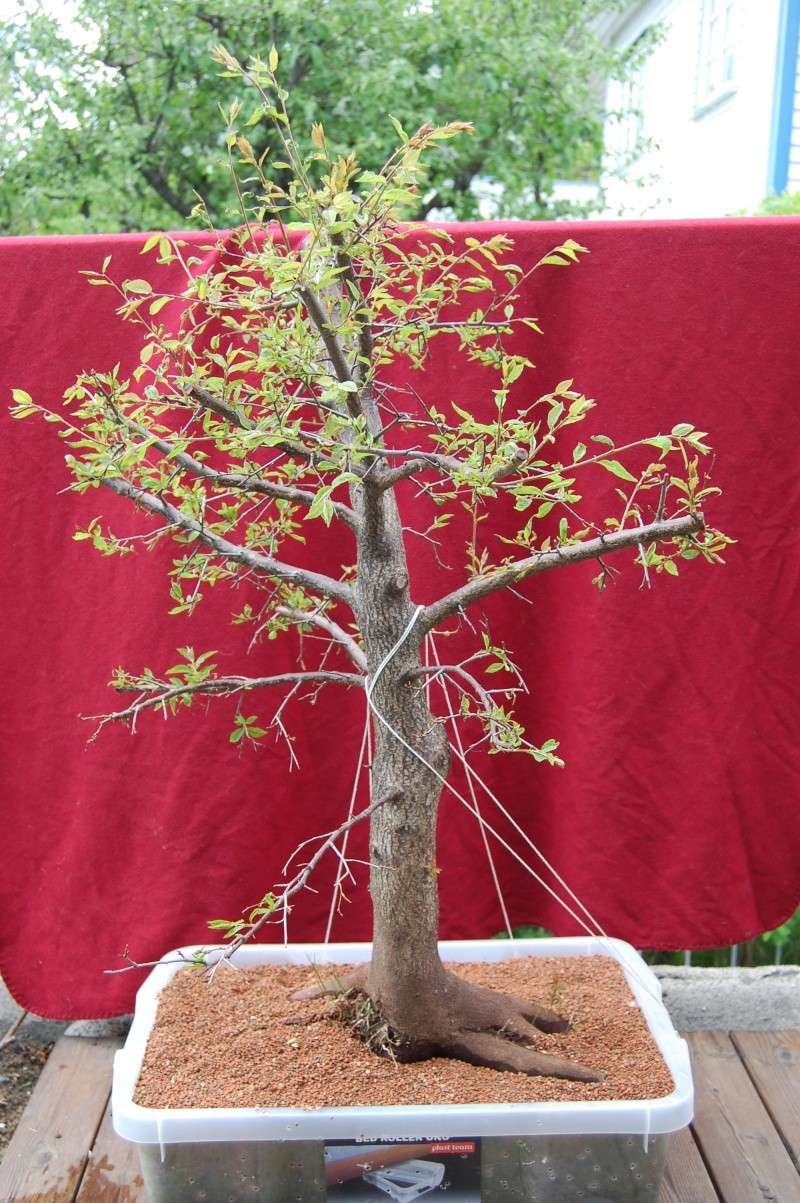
<box><xmin>291</xmin><ymin>962</ymin><xmax>601</xmax><ymax>1083</ymax></box>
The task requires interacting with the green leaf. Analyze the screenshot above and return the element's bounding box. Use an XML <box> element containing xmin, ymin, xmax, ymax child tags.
<box><xmin>671</xmin><ymin>422</ymin><xmax>694</xmax><ymax>437</ymax></box>
<box><xmin>645</xmin><ymin>435</ymin><xmax>673</xmax><ymax>454</ymax></box>
<box><xmin>572</xmin><ymin>442</ymin><xmax>586</xmax><ymax>462</ymax></box>
<box><xmin>546</xmin><ymin>401</ymin><xmax>563</xmax><ymax>430</ymax></box>
<box><xmin>268</xmin><ymin>45</ymin><xmax>279</xmax><ymax>71</ymax></box>
<box><xmin>599</xmin><ymin>459</ymin><xmax>637</xmax><ymax>483</ymax></box>
<box><xmin>123</xmin><ymin>278</ymin><xmax>153</xmax><ymax>295</ymax></box>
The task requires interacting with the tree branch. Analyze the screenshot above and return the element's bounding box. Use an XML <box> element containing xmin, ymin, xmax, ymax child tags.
<box><xmin>330</xmin><ymin>231</ymin><xmax>374</xmax><ymax>378</ymax></box>
<box><xmin>90</xmin><ymin>669</ymin><xmax>364</xmax><ymax>737</ymax></box>
<box><xmin>140</xmin><ymin>165</ymin><xmax>190</xmax><ymax>219</ymax></box>
<box><xmin>118</xmin><ymin>415</ymin><xmax>359</xmax><ymax>531</ymax></box>
<box><xmin>421</xmin><ymin>511</ymin><xmax>705</xmax><ymax>633</ymax></box>
<box><xmin>406</xmin><ymin>662</ymin><xmax>507</xmax><ymax>746</ymax></box>
<box><xmin>374</xmin><ymin>449</ymin><xmax>464</xmax><ymax>488</ymax></box>
<box><xmin>276</xmin><ymin>605</ymin><xmax>367</xmax><ymax>672</ymax></box>
<box><xmin>185</xmin><ymin>382</ymin><xmax>254</xmax><ymax>430</ymax></box>
<box><xmin>185</xmin><ymin>383</ymin><xmax>326</xmax><ymax>467</ymax></box>
<box><xmin>298</xmin><ymin>285</ymin><xmax>357</xmax><ymax>400</ymax></box>
<box><xmin>101</xmin><ymin>476</ymin><xmax>354</xmax><ymax>608</ymax></box>
<box><xmin>375</xmin><ymin>445</ymin><xmax>524</xmax><ymax>490</ymax></box>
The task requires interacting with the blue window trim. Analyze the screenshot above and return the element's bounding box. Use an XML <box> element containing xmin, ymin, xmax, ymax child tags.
<box><xmin>769</xmin><ymin>0</ymin><xmax>800</xmax><ymax>194</ymax></box>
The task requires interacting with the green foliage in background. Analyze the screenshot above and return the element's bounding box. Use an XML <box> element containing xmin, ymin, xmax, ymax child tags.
<box><xmin>1</xmin><ymin>0</ymin><xmax>653</xmax><ymax>234</ymax></box>
<box><xmin>495</xmin><ymin>907</ymin><xmax>800</xmax><ymax>966</ymax></box>
<box><xmin>748</xmin><ymin>191</ymin><xmax>800</xmax><ymax>216</ymax></box>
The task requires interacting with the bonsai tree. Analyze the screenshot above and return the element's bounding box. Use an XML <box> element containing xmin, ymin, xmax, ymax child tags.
<box><xmin>12</xmin><ymin>48</ymin><xmax>726</xmax><ymax>1082</ymax></box>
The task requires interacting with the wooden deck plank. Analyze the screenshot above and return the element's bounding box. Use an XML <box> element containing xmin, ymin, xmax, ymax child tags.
<box><xmin>731</xmin><ymin>1030</ymin><xmax>800</xmax><ymax>1171</ymax></box>
<box><xmin>660</xmin><ymin>1125</ymin><xmax>720</xmax><ymax>1202</ymax></box>
<box><xmin>0</xmin><ymin>1036</ymin><xmax>118</xmax><ymax>1203</ymax></box>
<box><xmin>687</xmin><ymin>1030</ymin><xmax>800</xmax><ymax>1203</ymax></box>
<box><xmin>2</xmin><ymin>1029</ymin><xmax>799</xmax><ymax>1202</ymax></box>
<box><xmin>74</xmin><ymin>1099</ymin><xmax>146</xmax><ymax>1203</ymax></box>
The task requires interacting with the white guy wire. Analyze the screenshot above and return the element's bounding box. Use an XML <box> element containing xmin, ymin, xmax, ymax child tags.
<box><xmin>427</xmin><ymin>636</ymin><xmax>513</xmax><ymax>938</ymax></box>
<box><xmin>364</xmin><ymin>605</ymin><xmax>661</xmax><ymax>1004</ymax></box>
<box><xmin>431</xmin><ymin>643</ymin><xmax>612</xmax><ymax>945</ymax></box>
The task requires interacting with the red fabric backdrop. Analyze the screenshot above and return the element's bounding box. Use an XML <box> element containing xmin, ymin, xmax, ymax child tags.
<box><xmin>1</xmin><ymin>219</ymin><xmax>799</xmax><ymax>1019</ymax></box>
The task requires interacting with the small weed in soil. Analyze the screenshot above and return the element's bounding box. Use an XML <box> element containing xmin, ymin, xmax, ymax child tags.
<box><xmin>0</xmin><ymin>1040</ymin><xmax>53</xmax><ymax>1155</ymax></box>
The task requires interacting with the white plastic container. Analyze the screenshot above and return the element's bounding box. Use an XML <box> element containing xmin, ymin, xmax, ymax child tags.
<box><xmin>112</xmin><ymin>937</ymin><xmax>692</xmax><ymax>1202</ymax></box>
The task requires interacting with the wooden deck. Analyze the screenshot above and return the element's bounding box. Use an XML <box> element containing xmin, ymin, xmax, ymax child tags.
<box><xmin>0</xmin><ymin>1030</ymin><xmax>798</xmax><ymax>1201</ymax></box>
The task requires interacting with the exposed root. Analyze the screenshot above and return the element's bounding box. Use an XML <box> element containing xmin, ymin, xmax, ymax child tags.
<box><xmin>451</xmin><ymin>978</ymin><xmax>571</xmax><ymax>1036</ymax></box>
<box><xmin>328</xmin><ymin>989</ymin><xmax>404</xmax><ymax>1061</ymax></box>
<box><xmin>290</xmin><ymin>962</ymin><xmax>601</xmax><ymax>1083</ymax></box>
<box><xmin>444</xmin><ymin>1029</ymin><xmax>601</xmax><ymax>1082</ymax></box>
<box><xmin>290</xmin><ymin>965</ymin><xmax>368</xmax><ymax>1001</ymax></box>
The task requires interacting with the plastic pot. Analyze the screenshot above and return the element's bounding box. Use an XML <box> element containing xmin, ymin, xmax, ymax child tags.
<box><xmin>112</xmin><ymin>937</ymin><xmax>692</xmax><ymax>1202</ymax></box>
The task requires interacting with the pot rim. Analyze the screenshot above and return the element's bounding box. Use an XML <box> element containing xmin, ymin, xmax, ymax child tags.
<box><xmin>112</xmin><ymin>936</ymin><xmax>693</xmax><ymax>1145</ymax></box>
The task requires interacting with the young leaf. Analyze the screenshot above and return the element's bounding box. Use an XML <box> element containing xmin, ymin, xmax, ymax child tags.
<box><xmin>599</xmin><ymin>459</ymin><xmax>637</xmax><ymax>483</ymax></box>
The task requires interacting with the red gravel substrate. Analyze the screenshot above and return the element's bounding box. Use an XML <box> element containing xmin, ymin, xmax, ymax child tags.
<box><xmin>134</xmin><ymin>956</ymin><xmax>674</xmax><ymax>1109</ymax></box>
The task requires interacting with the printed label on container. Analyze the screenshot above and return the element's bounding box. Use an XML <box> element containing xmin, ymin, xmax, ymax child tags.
<box><xmin>324</xmin><ymin>1137</ymin><xmax>481</xmax><ymax>1200</ymax></box>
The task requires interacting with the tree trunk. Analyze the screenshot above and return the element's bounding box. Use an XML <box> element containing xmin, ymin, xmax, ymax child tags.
<box><xmin>354</xmin><ymin>478</ymin><xmax>453</xmax><ymax>1053</ymax></box>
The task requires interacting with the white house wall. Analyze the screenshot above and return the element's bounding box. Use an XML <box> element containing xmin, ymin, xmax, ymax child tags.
<box><xmin>603</xmin><ymin>0</ymin><xmax>783</xmax><ymax>217</ymax></box>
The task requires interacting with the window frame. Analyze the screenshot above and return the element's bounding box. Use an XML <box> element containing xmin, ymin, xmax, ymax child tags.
<box><xmin>695</xmin><ymin>0</ymin><xmax>738</xmax><ymax>117</ymax></box>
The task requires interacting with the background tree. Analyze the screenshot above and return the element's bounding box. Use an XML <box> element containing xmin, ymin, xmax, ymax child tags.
<box><xmin>2</xmin><ymin>0</ymin><xmax>655</xmax><ymax>234</ymax></box>
<box><xmin>13</xmin><ymin>47</ymin><xmax>726</xmax><ymax>1081</ymax></box>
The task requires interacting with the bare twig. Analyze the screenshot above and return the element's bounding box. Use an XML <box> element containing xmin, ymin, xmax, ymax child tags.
<box><xmin>276</xmin><ymin>605</ymin><xmax>367</xmax><ymax>671</ymax></box>
<box><xmin>0</xmin><ymin>1009</ymin><xmax>28</xmax><ymax>1050</ymax></box>
<box><xmin>218</xmin><ymin>786</ymin><xmax>402</xmax><ymax>962</ymax></box>
<box><xmin>103</xmin><ymin>787</ymin><xmax>401</xmax><ymax>977</ymax></box>
<box><xmin>407</xmin><ymin>663</ymin><xmax>505</xmax><ymax>746</ymax></box>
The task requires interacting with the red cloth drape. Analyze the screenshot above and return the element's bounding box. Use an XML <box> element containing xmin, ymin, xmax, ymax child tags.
<box><xmin>1</xmin><ymin>219</ymin><xmax>798</xmax><ymax>1019</ymax></box>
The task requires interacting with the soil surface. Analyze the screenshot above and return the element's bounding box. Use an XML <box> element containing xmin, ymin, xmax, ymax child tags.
<box><xmin>0</xmin><ymin>1039</ymin><xmax>53</xmax><ymax>1154</ymax></box>
<box><xmin>135</xmin><ymin>956</ymin><xmax>674</xmax><ymax>1109</ymax></box>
